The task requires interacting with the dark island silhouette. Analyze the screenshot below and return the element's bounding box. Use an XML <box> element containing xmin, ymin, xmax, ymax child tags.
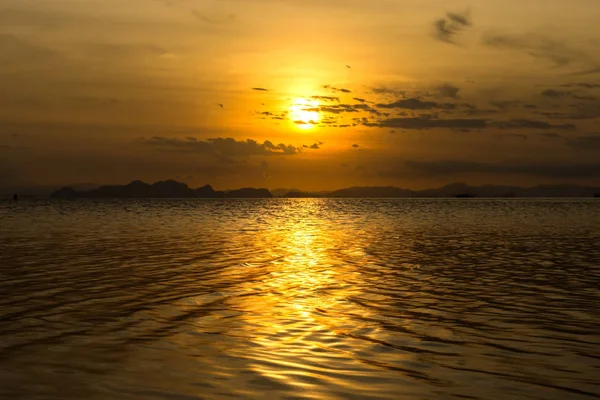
<box><xmin>280</xmin><ymin>182</ymin><xmax>600</xmax><ymax>198</ymax></box>
<box><xmin>7</xmin><ymin>180</ymin><xmax>597</xmax><ymax>199</ymax></box>
<box><xmin>50</xmin><ymin>180</ymin><xmax>272</xmax><ymax>199</ymax></box>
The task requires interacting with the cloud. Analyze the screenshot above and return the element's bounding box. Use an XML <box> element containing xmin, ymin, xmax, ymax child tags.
<box><xmin>364</xmin><ymin>117</ymin><xmax>487</xmax><ymax>130</ymax></box>
<box><xmin>308</xmin><ymin>103</ymin><xmax>380</xmax><ymax>115</ymax></box>
<box><xmin>561</xmin><ymin>83</ymin><xmax>600</xmax><ymax>89</ymax></box>
<box><xmin>371</xmin><ymin>86</ymin><xmax>406</xmax><ymax>96</ymax></box>
<box><xmin>144</xmin><ymin>137</ymin><xmax>299</xmax><ymax>157</ymax></box>
<box><xmin>377</xmin><ymin>98</ymin><xmax>456</xmax><ymax>110</ymax></box>
<box><xmin>489</xmin><ymin>100</ymin><xmax>521</xmax><ymax>110</ymax></box>
<box><xmin>0</xmin><ymin>34</ymin><xmax>60</xmax><ymax>69</ymax></box>
<box><xmin>191</xmin><ymin>10</ymin><xmax>235</xmax><ymax>24</ymax></box>
<box><xmin>433</xmin><ymin>11</ymin><xmax>472</xmax><ymax>44</ymax></box>
<box><xmin>310</xmin><ymin>143</ymin><xmax>320</xmax><ymax>149</ymax></box>
<box><xmin>572</xmin><ymin>67</ymin><xmax>600</xmax><ymax>76</ymax></box>
<box><xmin>311</xmin><ymin>96</ymin><xmax>340</xmax><ymax>102</ymax></box>
<box><xmin>497</xmin><ymin>133</ymin><xmax>528</xmax><ymax>140</ymax></box>
<box><xmin>353</xmin><ymin>97</ymin><xmax>367</xmax><ymax>103</ymax></box>
<box><xmin>436</xmin><ymin>83</ymin><xmax>461</xmax><ymax>99</ymax></box>
<box><xmin>492</xmin><ymin>119</ymin><xmax>576</xmax><ymax>130</ymax></box>
<box><xmin>567</xmin><ymin>135</ymin><xmax>600</xmax><ymax>150</ymax></box>
<box><xmin>482</xmin><ymin>33</ymin><xmax>585</xmax><ymax>68</ymax></box>
<box><xmin>352</xmin><ymin>144</ymin><xmax>360</xmax><ymax>148</ymax></box>
<box><xmin>252</xmin><ymin>87</ymin><xmax>269</xmax><ymax>91</ymax></box>
<box><xmin>541</xmin><ymin>89</ymin><xmax>570</xmax><ymax>98</ymax></box>
<box><xmin>323</xmin><ymin>85</ymin><xmax>351</xmax><ymax>93</ymax></box>
<box><xmin>540</xmin><ymin>132</ymin><xmax>562</xmax><ymax>139</ymax></box>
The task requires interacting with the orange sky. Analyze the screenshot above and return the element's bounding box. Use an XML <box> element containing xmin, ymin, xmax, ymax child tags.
<box><xmin>1</xmin><ymin>0</ymin><xmax>600</xmax><ymax>191</ymax></box>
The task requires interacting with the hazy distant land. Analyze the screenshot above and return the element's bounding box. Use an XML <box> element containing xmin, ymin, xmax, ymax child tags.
<box><xmin>12</xmin><ymin>180</ymin><xmax>595</xmax><ymax>199</ymax></box>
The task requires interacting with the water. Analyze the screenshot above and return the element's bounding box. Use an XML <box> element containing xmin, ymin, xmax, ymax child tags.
<box><xmin>1</xmin><ymin>198</ymin><xmax>599</xmax><ymax>400</ymax></box>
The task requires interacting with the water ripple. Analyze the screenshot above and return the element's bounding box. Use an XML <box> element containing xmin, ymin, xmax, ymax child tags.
<box><xmin>1</xmin><ymin>199</ymin><xmax>599</xmax><ymax>399</ymax></box>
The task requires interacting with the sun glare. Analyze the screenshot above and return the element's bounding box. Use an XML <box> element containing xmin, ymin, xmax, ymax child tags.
<box><xmin>289</xmin><ymin>98</ymin><xmax>320</xmax><ymax>129</ymax></box>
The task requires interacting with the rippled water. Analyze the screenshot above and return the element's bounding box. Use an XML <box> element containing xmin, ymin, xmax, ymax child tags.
<box><xmin>1</xmin><ymin>199</ymin><xmax>599</xmax><ymax>400</ymax></box>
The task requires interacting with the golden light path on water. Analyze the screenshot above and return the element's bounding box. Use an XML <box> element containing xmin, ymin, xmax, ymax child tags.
<box><xmin>170</xmin><ymin>200</ymin><xmax>429</xmax><ymax>399</ymax></box>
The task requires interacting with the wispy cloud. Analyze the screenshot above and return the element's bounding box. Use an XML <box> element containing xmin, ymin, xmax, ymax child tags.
<box><xmin>364</xmin><ymin>117</ymin><xmax>486</xmax><ymax>130</ymax></box>
<box><xmin>377</xmin><ymin>98</ymin><xmax>456</xmax><ymax>111</ymax></box>
<box><xmin>492</xmin><ymin>119</ymin><xmax>575</xmax><ymax>130</ymax></box>
<box><xmin>482</xmin><ymin>33</ymin><xmax>585</xmax><ymax>68</ymax></box>
<box><xmin>323</xmin><ymin>85</ymin><xmax>351</xmax><ymax>93</ymax></box>
<box><xmin>433</xmin><ymin>11</ymin><xmax>472</xmax><ymax>44</ymax></box>
<box><xmin>541</xmin><ymin>89</ymin><xmax>570</xmax><ymax>98</ymax></box>
<box><xmin>436</xmin><ymin>83</ymin><xmax>461</xmax><ymax>99</ymax></box>
<box><xmin>567</xmin><ymin>135</ymin><xmax>600</xmax><ymax>150</ymax></box>
<box><xmin>191</xmin><ymin>10</ymin><xmax>235</xmax><ymax>24</ymax></box>
<box><xmin>311</xmin><ymin>96</ymin><xmax>340</xmax><ymax>102</ymax></box>
<box><xmin>143</xmin><ymin>137</ymin><xmax>299</xmax><ymax>157</ymax></box>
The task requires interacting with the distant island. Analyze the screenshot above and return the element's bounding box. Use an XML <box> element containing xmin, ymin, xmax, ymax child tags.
<box><xmin>50</xmin><ymin>180</ymin><xmax>272</xmax><ymax>199</ymax></box>
<box><xmin>276</xmin><ymin>182</ymin><xmax>600</xmax><ymax>198</ymax></box>
<box><xmin>38</xmin><ymin>180</ymin><xmax>600</xmax><ymax>199</ymax></box>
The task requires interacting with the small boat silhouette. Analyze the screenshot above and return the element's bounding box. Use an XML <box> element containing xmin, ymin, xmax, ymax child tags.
<box><xmin>13</xmin><ymin>193</ymin><xmax>18</xmax><ymax>201</ymax></box>
<box><xmin>455</xmin><ymin>193</ymin><xmax>476</xmax><ymax>198</ymax></box>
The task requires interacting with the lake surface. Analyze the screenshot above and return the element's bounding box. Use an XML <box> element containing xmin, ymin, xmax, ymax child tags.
<box><xmin>1</xmin><ymin>199</ymin><xmax>599</xmax><ymax>400</ymax></box>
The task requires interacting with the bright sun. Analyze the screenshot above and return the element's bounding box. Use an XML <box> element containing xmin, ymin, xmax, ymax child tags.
<box><xmin>289</xmin><ymin>98</ymin><xmax>320</xmax><ymax>129</ymax></box>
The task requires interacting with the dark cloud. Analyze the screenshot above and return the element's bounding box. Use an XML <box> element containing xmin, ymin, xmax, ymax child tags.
<box><xmin>352</xmin><ymin>144</ymin><xmax>360</xmax><ymax>148</ymax></box>
<box><xmin>310</xmin><ymin>143</ymin><xmax>320</xmax><ymax>149</ymax></box>
<box><xmin>542</xmin><ymin>89</ymin><xmax>570</xmax><ymax>98</ymax></box>
<box><xmin>492</xmin><ymin>119</ymin><xmax>576</xmax><ymax>130</ymax></box>
<box><xmin>573</xmin><ymin>67</ymin><xmax>600</xmax><ymax>76</ymax></box>
<box><xmin>308</xmin><ymin>103</ymin><xmax>380</xmax><ymax>115</ymax></box>
<box><xmin>433</xmin><ymin>11</ymin><xmax>472</xmax><ymax>44</ymax></box>
<box><xmin>482</xmin><ymin>33</ymin><xmax>584</xmax><ymax>67</ymax></box>
<box><xmin>311</xmin><ymin>96</ymin><xmax>340</xmax><ymax>102</ymax></box>
<box><xmin>353</xmin><ymin>97</ymin><xmax>367</xmax><ymax>103</ymax></box>
<box><xmin>377</xmin><ymin>98</ymin><xmax>456</xmax><ymax>110</ymax></box>
<box><xmin>567</xmin><ymin>135</ymin><xmax>600</xmax><ymax>150</ymax></box>
<box><xmin>252</xmin><ymin>87</ymin><xmax>269</xmax><ymax>91</ymax></box>
<box><xmin>370</xmin><ymin>86</ymin><xmax>406</xmax><ymax>96</ymax></box>
<box><xmin>560</xmin><ymin>83</ymin><xmax>600</xmax><ymax>89</ymax></box>
<box><xmin>490</xmin><ymin>100</ymin><xmax>521</xmax><ymax>110</ymax></box>
<box><xmin>540</xmin><ymin>132</ymin><xmax>562</xmax><ymax>139</ymax></box>
<box><xmin>573</xmin><ymin>95</ymin><xmax>597</xmax><ymax>101</ymax></box>
<box><xmin>364</xmin><ymin>117</ymin><xmax>487</xmax><ymax>130</ymax></box>
<box><xmin>497</xmin><ymin>133</ymin><xmax>528</xmax><ymax>140</ymax></box>
<box><xmin>463</xmin><ymin>107</ymin><xmax>498</xmax><ymax>117</ymax></box>
<box><xmin>143</xmin><ymin>137</ymin><xmax>299</xmax><ymax>157</ymax></box>
<box><xmin>536</xmin><ymin>101</ymin><xmax>600</xmax><ymax>120</ymax></box>
<box><xmin>436</xmin><ymin>83</ymin><xmax>461</xmax><ymax>99</ymax></box>
<box><xmin>322</xmin><ymin>85</ymin><xmax>351</xmax><ymax>93</ymax></box>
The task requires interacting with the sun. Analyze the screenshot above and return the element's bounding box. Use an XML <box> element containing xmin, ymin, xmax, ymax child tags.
<box><xmin>289</xmin><ymin>98</ymin><xmax>320</xmax><ymax>129</ymax></box>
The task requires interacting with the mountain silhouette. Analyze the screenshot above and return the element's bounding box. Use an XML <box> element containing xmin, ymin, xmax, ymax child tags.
<box><xmin>10</xmin><ymin>180</ymin><xmax>600</xmax><ymax>199</ymax></box>
<box><xmin>281</xmin><ymin>182</ymin><xmax>600</xmax><ymax>198</ymax></box>
<box><xmin>50</xmin><ymin>180</ymin><xmax>272</xmax><ymax>199</ymax></box>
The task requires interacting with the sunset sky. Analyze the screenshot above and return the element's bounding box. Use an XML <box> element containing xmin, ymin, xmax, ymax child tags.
<box><xmin>1</xmin><ymin>0</ymin><xmax>600</xmax><ymax>191</ymax></box>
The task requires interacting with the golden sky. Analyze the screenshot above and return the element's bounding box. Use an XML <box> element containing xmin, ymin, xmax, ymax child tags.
<box><xmin>1</xmin><ymin>0</ymin><xmax>600</xmax><ymax>190</ymax></box>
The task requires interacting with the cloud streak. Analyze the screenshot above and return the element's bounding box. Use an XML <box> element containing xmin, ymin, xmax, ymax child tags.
<box><xmin>433</xmin><ymin>11</ymin><xmax>472</xmax><ymax>44</ymax></box>
<box><xmin>144</xmin><ymin>137</ymin><xmax>299</xmax><ymax>157</ymax></box>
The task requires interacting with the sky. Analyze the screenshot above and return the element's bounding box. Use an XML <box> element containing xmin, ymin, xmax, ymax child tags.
<box><xmin>1</xmin><ymin>0</ymin><xmax>600</xmax><ymax>191</ymax></box>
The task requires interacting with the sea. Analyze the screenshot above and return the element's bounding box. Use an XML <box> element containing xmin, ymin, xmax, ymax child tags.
<box><xmin>1</xmin><ymin>198</ymin><xmax>599</xmax><ymax>400</ymax></box>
